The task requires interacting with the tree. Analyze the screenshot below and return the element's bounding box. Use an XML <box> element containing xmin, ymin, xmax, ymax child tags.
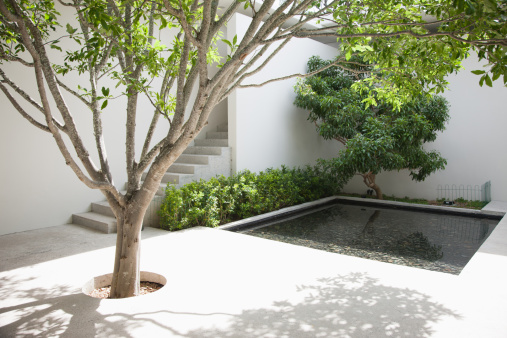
<box><xmin>294</xmin><ymin>56</ymin><xmax>450</xmax><ymax>200</ymax></box>
<box><xmin>0</xmin><ymin>0</ymin><xmax>505</xmax><ymax>298</ymax></box>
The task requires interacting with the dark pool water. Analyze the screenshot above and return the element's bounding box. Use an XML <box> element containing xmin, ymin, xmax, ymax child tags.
<box><xmin>240</xmin><ymin>203</ymin><xmax>498</xmax><ymax>274</ymax></box>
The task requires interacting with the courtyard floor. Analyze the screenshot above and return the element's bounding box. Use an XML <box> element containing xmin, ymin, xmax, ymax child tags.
<box><xmin>1</xmin><ymin>199</ymin><xmax>506</xmax><ymax>337</ymax></box>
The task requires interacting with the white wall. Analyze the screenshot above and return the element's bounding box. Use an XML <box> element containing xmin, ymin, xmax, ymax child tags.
<box><xmin>0</xmin><ymin>5</ymin><xmax>231</xmax><ymax>236</ymax></box>
<box><xmin>343</xmin><ymin>53</ymin><xmax>507</xmax><ymax>202</ymax></box>
<box><xmin>0</xmin><ymin>5</ymin><xmax>186</xmax><ymax>235</ymax></box>
<box><xmin>228</xmin><ymin>13</ymin><xmax>340</xmax><ymax>173</ymax></box>
<box><xmin>228</xmin><ymin>13</ymin><xmax>507</xmax><ymax>202</ymax></box>
<box><xmin>0</xmin><ymin>62</ymin><xmax>131</xmax><ymax>235</ymax></box>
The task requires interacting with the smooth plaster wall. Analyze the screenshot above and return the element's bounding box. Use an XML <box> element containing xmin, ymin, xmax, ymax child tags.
<box><xmin>0</xmin><ymin>58</ymin><xmax>130</xmax><ymax>236</ymax></box>
<box><xmin>228</xmin><ymin>13</ymin><xmax>340</xmax><ymax>173</ymax></box>
<box><xmin>228</xmin><ymin>12</ymin><xmax>506</xmax><ymax>202</ymax></box>
<box><xmin>0</xmin><ymin>5</ymin><xmax>226</xmax><ymax>235</ymax></box>
<box><xmin>343</xmin><ymin>53</ymin><xmax>507</xmax><ymax>202</ymax></box>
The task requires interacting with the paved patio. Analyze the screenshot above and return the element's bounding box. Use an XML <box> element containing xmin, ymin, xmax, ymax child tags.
<box><xmin>1</xmin><ymin>199</ymin><xmax>506</xmax><ymax>337</ymax></box>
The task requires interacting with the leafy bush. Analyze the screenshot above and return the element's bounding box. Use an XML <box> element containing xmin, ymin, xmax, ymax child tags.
<box><xmin>159</xmin><ymin>165</ymin><xmax>345</xmax><ymax>231</ymax></box>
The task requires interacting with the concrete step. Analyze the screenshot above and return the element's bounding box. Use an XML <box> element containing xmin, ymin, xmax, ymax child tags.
<box><xmin>167</xmin><ymin>163</ymin><xmax>203</xmax><ymax>174</ymax></box>
<box><xmin>156</xmin><ymin>183</ymin><xmax>167</xmax><ymax>196</ymax></box>
<box><xmin>217</xmin><ymin>123</ymin><xmax>228</xmax><ymax>132</ymax></box>
<box><xmin>194</xmin><ymin>139</ymin><xmax>228</xmax><ymax>147</ymax></box>
<box><xmin>160</xmin><ymin>172</ymin><xmax>195</xmax><ymax>185</ymax></box>
<box><xmin>206</xmin><ymin>131</ymin><xmax>228</xmax><ymax>139</ymax></box>
<box><xmin>175</xmin><ymin>154</ymin><xmax>210</xmax><ymax>165</ymax></box>
<box><xmin>75</xmin><ymin>122</ymin><xmax>232</xmax><ymax>234</ymax></box>
<box><xmin>73</xmin><ymin>212</ymin><xmax>116</xmax><ymax>234</ymax></box>
<box><xmin>91</xmin><ymin>201</ymin><xmax>115</xmax><ymax>218</ymax></box>
<box><xmin>183</xmin><ymin>146</ymin><xmax>224</xmax><ymax>155</ymax></box>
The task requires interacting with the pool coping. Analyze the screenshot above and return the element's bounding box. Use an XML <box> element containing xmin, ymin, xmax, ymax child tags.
<box><xmin>218</xmin><ymin>195</ymin><xmax>505</xmax><ymax>233</ymax></box>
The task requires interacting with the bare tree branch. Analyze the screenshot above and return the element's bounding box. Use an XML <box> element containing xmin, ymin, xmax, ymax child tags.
<box><xmin>162</xmin><ymin>0</ymin><xmax>202</xmax><ymax>48</ymax></box>
<box><xmin>137</xmin><ymin>138</ymin><xmax>165</xmax><ymax>176</ymax></box>
<box><xmin>263</xmin><ymin>26</ymin><xmax>507</xmax><ymax>47</ymax></box>
<box><xmin>237</xmin><ymin>56</ymin><xmax>351</xmax><ymax>89</ymax></box>
<box><xmin>2</xmin><ymin>0</ymin><xmax>111</xmax><ymax>189</ymax></box>
<box><xmin>0</xmin><ymin>68</ymin><xmax>42</xmax><ymax>112</ymax></box>
<box><xmin>224</xmin><ymin>36</ymin><xmax>292</xmax><ymax>99</ymax></box>
<box><xmin>0</xmin><ymin>82</ymin><xmax>50</xmax><ymax>132</ymax></box>
<box><xmin>56</xmin><ymin>77</ymin><xmax>92</xmax><ymax>108</ymax></box>
<box><xmin>213</xmin><ymin>1</ymin><xmax>241</xmax><ymax>32</ymax></box>
<box><xmin>170</xmin><ymin>35</ymin><xmax>194</xmax><ymax>142</ymax></box>
<box><xmin>0</xmin><ymin>51</ymin><xmax>34</xmax><ymax>67</ymax></box>
<box><xmin>57</xmin><ymin>0</ymin><xmax>74</xmax><ymax>7</ymax></box>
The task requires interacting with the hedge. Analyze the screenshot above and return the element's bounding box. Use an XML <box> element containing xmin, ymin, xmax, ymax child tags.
<box><xmin>158</xmin><ymin>165</ymin><xmax>346</xmax><ymax>231</ymax></box>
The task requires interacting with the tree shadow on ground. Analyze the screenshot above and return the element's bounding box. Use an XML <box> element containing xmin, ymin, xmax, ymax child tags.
<box><xmin>0</xmin><ymin>274</ymin><xmax>180</xmax><ymax>338</ymax></box>
<box><xmin>0</xmin><ymin>272</ymin><xmax>462</xmax><ymax>337</ymax></box>
<box><xmin>186</xmin><ymin>272</ymin><xmax>462</xmax><ymax>337</ymax></box>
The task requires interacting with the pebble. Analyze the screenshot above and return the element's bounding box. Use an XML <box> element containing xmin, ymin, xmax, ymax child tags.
<box><xmin>248</xmin><ymin>230</ymin><xmax>464</xmax><ymax>274</ymax></box>
<box><xmin>240</xmin><ymin>203</ymin><xmax>498</xmax><ymax>276</ymax></box>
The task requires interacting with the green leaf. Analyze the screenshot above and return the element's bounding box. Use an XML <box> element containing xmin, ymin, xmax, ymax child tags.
<box><xmin>484</xmin><ymin>74</ymin><xmax>493</xmax><ymax>87</ymax></box>
<box><xmin>222</xmin><ymin>39</ymin><xmax>232</xmax><ymax>48</ymax></box>
<box><xmin>471</xmin><ymin>70</ymin><xmax>486</xmax><ymax>75</ymax></box>
<box><xmin>50</xmin><ymin>44</ymin><xmax>62</xmax><ymax>51</ymax></box>
<box><xmin>66</xmin><ymin>24</ymin><xmax>77</xmax><ymax>35</ymax></box>
<box><xmin>345</xmin><ymin>49</ymin><xmax>352</xmax><ymax>61</ymax></box>
<box><xmin>101</xmin><ymin>87</ymin><xmax>109</xmax><ymax>96</ymax></box>
<box><xmin>101</xmin><ymin>100</ymin><xmax>108</xmax><ymax>110</ymax></box>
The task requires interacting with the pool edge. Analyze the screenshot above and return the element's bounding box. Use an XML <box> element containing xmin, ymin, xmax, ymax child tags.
<box><xmin>218</xmin><ymin>195</ymin><xmax>505</xmax><ymax>234</ymax></box>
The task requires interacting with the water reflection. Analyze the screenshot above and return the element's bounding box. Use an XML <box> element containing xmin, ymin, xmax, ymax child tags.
<box><xmin>388</xmin><ymin>232</ymin><xmax>443</xmax><ymax>261</ymax></box>
<box><xmin>242</xmin><ymin>203</ymin><xmax>498</xmax><ymax>274</ymax></box>
<box><xmin>435</xmin><ymin>218</ymin><xmax>490</xmax><ymax>243</ymax></box>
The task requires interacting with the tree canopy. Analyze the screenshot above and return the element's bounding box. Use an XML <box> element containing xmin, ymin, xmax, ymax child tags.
<box><xmin>327</xmin><ymin>0</ymin><xmax>507</xmax><ymax>108</ymax></box>
<box><xmin>294</xmin><ymin>56</ymin><xmax>450</xmax><ymax>199</ymax></box>
<box><xmin>0</xmin><ymin>0</ymin><xmax>505</xmax><ymax>298</ymax></box>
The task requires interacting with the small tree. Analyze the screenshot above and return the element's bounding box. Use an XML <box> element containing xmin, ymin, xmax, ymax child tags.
<box><xmin>294</xmin><ymin>56</ymin><xmax>450</xmax><ymax>199</ymax></box>
<box><xmin>0</xmin><ymin>0</ymin><xmax>505</xmax><ymax>298</ymax></box>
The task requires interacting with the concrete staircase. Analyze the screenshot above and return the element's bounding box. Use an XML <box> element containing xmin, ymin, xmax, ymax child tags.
<box><xmin>72</xmin><ymin>124</ymin><xmax>231</xmax><ymax>233</ymax></box>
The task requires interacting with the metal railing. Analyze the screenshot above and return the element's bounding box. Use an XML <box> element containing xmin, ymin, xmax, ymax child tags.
<box><xmin>437</xmin><ymin>180</ymin><xmax>491</xmax><ymax>202</ymax></box>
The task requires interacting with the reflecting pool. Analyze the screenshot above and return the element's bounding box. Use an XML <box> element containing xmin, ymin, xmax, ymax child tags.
<box><xmin>239</xmin><ymin>203</ymin><xmax>498</xmax><ymax>274</ymax></box>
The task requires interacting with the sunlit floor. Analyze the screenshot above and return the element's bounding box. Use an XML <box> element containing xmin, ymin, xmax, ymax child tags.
<box><xmin>1</xmin><ymin>201</ymin><xmax>506</xmax><ymax>337</ymax></box>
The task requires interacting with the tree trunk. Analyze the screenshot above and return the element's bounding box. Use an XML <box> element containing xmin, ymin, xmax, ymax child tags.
<box><xmin>362</xmin><ymin>210</ymin><xmax>381</xmax><ymax>237</ymax></box>
<box><xmin>362</xmin><ymin>172</ymin><xmax>383</xmax><ymax>200</ymax></box>
<box><xmin>109</xmin><ymin>202</ymin><xmax>147</xmax><ymax>299</ymax></box>
<box><xmin>106</xmin><ymin>145</ymin><xmax>186</xmax><ymax>299</ymax></box>
<box><xmin>372</xmin><ymin>184</ymin><xmax>383</xmax><ymax>200</ymax></box>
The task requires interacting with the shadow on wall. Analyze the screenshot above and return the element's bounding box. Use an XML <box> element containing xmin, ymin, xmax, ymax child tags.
<box><xmin>185</xmin><ymin>272</ymin><xmax>461</xmax><ymax>337</ymax></box>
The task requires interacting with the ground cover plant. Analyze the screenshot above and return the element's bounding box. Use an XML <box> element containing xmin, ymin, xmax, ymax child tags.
<box><xmin>339</xmin><ymin>193</ymin><xmax>489</xmax><ymax>209</ymax></box>
<box><xmin>159</xmin><ymin>165</ymin><xmax>345</xmax><ymax>231</ymax></box>
<box><xmin>1</xmin><ymin>0</ymin><xmax>505</xmax><ymax>298</ymax></box>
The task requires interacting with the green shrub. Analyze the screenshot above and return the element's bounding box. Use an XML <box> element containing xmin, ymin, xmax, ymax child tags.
<box><xmin>158</xmin><ymin>165</ymin><xmax>345</xmax><ymax>231</ymax></box>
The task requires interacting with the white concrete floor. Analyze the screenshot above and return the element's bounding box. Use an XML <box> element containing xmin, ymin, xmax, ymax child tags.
<box><xmin>1</xmin><ymin>201</ymin><xmax>506</xmax><ymax>337</ymax></box>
